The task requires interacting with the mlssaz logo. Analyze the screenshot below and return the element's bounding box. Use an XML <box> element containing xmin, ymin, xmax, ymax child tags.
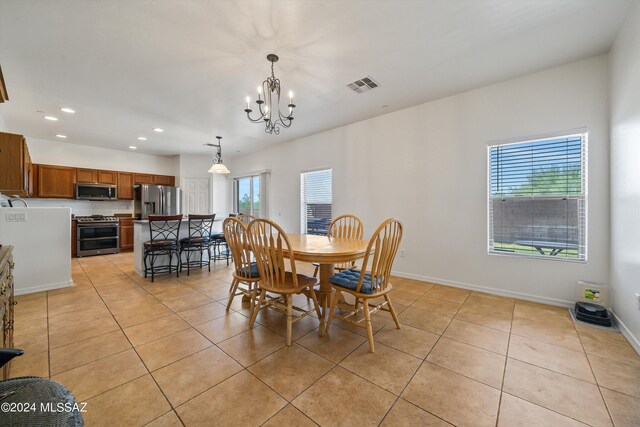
<box><xmin>40</xmin><ymin>402</ymin><xmax>88</xmax><ymax>413</ymax></box>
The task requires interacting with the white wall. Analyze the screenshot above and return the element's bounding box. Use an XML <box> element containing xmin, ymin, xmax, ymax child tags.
<box><xmin>229</xmin><ymin>55</ymin><xmax>610</xmax><ymax>306</ymax></box>
<box><xmin>610</xmin><ymin>3</ymin><xmax>640</xmax><ymax>351</ymax></box>
<box><xmin>0</xmin><ymin>111</ymin><xmax>7</xmax><ymax>132</ymax></box>
<box><xmin>28</xmin><ymin>137</ymin><xmax>179</xmax><ymax>174</ymax></box>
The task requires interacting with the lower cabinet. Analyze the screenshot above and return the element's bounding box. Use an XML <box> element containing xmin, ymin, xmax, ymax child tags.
<box><xmin>119</xmin><ymin>218</ymin><xmax>134</xmax><ymax>252</ymax></box>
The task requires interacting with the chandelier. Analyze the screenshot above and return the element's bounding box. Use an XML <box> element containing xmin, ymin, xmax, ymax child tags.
<box><xmin>207</xmin><ymin>136</ymin><xmax>230</xmax><ymax>174</ymax></box>
<box><xmin>244</xmin><ymin>54</ymin><xmax>295</xmax><ymax>135</ymax></box>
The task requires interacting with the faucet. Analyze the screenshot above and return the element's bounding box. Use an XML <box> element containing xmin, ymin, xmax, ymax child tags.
<box><xmin>7</xmin><ymin>196</ymin><xmax>29</xmax><ymax>208</ymax></box>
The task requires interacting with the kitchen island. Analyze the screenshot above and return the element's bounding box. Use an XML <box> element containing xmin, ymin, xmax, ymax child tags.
<box><xmin>133</xmin><ymin>218</ymin><xmax>223</xmax><ymax>277</ymax></box>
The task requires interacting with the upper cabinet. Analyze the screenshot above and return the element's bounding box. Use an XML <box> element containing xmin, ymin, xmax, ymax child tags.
<box><xmin>76</xmin><ymin>168</ymin><xmax>97</xmax><ymax>183</ymax></box>
<box><xmin>0</xmin><ymin>131</ymin><xmax>33</xmax><ymax>197</ymax></box>
<box><xmin>7</xmin><ymin>152</ymin><xmax>177</xmax><ymax>199</ymax></box>
<box><xmin>97</xmin><ymin>170</ymin><xmax>117</xmax><ymax>185</ymax></box>
<box><xmin>134</xmin><ymin>173</ymin><xmax>154</xmax><ymax>184</ymax></box>
<box><xmin>154</xmin><ymin>175</ymin><xmax>175</xmax><ymax>186</ymax></box>
<box><xmin>76</xmin><ymin>169</ymin><xmax>118</xmax><ymax>185</ymax></box>
<box><xmin>37</xmin><ymin>165</ymin><xmax>76</xmax><ymax>198</ymax></box>
<box><xmin>117</xmin><ymin>172</ymin><xmax>134</xmax><ymax>200</ymax></box>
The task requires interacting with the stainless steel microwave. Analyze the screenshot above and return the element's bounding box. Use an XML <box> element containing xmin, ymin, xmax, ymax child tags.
<box><xmin>75</xmin><ymin>183</ymin><xmax>118</xmax><ymax>200</ymax></box>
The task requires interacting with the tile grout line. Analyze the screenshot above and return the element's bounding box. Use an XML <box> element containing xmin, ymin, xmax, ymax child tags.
<box><xmin>83</xmin><ymin>256</ymin><xmax>186</xmax><ymax>426</ymax></box>
<box><xmin>377</xmin><ymin>287</ymin><xmax>473</xmax><ymax>426</ymax></box>
<box><xmin>24</xmin><ymin>258</ymin><xmax>636</xmax><ymax>426</ymax></box>
<box><xmin>108</xmin><ymin>255</ymin><xmax>301</xmax><ymax>425</ymax></box>
<box><xmin>494</xmin><ymin>293</ymin><xmax>516</xmax><ymax>426</ymax></box>
<box><xmin>576</xmin><ymin>321</ymin><xmax>617</xmax><ymax>426</ymax></box>
<box><xmin>107</xmin><ymin>256</ymin><xmax>188</xmax><ymax>427</ymax></box>
<box><xmin>501</xmin><ymin>357</ymin><xmax>611</xmax><ymax>425</ymax></box>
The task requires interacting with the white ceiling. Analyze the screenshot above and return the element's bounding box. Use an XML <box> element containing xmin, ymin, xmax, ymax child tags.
<box><xmin>0</xmin><ymin>0</ymin><xmax>632</xmax><ymax>157</ymax></box>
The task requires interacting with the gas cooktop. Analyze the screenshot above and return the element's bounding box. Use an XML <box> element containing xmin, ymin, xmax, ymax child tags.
<box><xmin>75</xmin><ymin>215</ymin><xmax>119</xmax><ymax>223</ymax></box>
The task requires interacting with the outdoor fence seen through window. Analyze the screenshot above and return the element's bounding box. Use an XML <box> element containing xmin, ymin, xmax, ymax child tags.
<box><xmin>488</xmin><ymin>132</ymin><xmax>587</xmax><ymax>261</ymax></box>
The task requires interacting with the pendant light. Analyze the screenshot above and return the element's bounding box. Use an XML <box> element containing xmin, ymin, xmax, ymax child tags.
<box><xmin>207</xmin><ymin>136</ymin><xmax>230</xmax><ymax>174</ymax></box>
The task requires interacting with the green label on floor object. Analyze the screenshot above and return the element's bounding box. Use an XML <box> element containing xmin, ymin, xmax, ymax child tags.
<box><xmin>585</xmin><ymin>289</ymin><xmax>600</xmax><ymax>301</ymax></box>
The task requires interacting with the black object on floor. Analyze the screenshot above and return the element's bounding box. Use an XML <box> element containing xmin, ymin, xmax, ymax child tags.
<box><xmin>574</xmin><ymin>301</ymin><xmax>612</xmax><ymax>327</ymax></box>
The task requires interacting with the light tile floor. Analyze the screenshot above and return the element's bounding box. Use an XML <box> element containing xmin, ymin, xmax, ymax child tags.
<box><xmin>9</xmin><ymin>253</ymin><xmax>640</xmax><ymax>426</ymax></box>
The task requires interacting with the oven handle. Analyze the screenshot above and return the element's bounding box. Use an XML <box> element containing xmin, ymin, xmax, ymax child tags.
<box><xmin>77</xmin><ymin>236</ymin><xmax>120</xmax><ymax>241</ymax></box>
<box><xmin>77</xmin><ymin>224</ymin><xmax>119</xmax><ymax>228</ymax></box>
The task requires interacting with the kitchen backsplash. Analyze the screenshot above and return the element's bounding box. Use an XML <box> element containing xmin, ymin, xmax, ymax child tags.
<box><xmin>26</xmin><ymin>199</ymin><xmax>133</xmax><ymax>216</ymax></box>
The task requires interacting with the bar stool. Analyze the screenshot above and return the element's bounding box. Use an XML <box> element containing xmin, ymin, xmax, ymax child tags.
<box><xmin>143</xmin><ymin>215</ymin><xmax>182</xmax><ymax>282</ymax></box>
<box><xmin>210</xmin><ymin>214</ymin><xmax>234</xmax><ymax>265</ymax></box>
<box><xmin>180</xmin><ymin>214</ymin><xmax>215</xmax><ymax>275</ymax></box>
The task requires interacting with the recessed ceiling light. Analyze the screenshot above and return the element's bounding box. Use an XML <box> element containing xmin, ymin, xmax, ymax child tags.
<box><xmin>56</xmin><ymin>134</ymin><xmax>67</xmax><ymax>139</ymax></box>
<box><xmin>153</xmin><ymin>128</ymin><xmax>164</xmax><ymax>133</ymax></box>
<box><xmin>137</xmin><ymin>137</ymin><xmax>147</xmax><ymax>141</ymax></box>
<box><xmin>44</xmin><ymin>116</ymin><xmax>58</xmax><ymax>121</ymax></box>
<box><xmin>129</xmin><ymin>146</ymin><xmax>137</xmax><ymax>150</ymax></box>
<box><xmin>60</xmin><ymin>107</ymin><xmax>75</xmax><ymax>114</ymax></box>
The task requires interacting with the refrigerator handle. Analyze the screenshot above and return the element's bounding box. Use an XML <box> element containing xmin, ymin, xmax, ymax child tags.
<box><xmin>160</xmin><ymin>188</ymin><xmax>165</xmax><ymax>214</ymax></box>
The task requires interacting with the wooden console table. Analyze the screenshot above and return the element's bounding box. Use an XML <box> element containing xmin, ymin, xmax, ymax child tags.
<box><xmin>0</xmin><ymin>245</ymin><xmax>15</xmax><ymax>379</ymax></box>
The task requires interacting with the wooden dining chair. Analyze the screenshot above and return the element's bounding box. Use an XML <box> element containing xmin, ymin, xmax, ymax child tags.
<box><xmin>324</xmin><ymin>218</ymin><xmax>403</xmax><ymax>352</ymax></box>
<box><xmin>313</xmin><ymin>214</ymin><xmax>364</xmax><ymax>278</ymax></box>
<box><xmin>223</xmin><ymin>217</ymin><xmax>261</xmax><ymax>319</ymax></box>
<box><xmin>247</xmin><ymin>219</ymin><xmax>323</xmax><ymax>346</ymax></box>
<box><xmin>237</xmin><ymin>213</ymin><xmax>256</xmax><ymax>226</ymax></box>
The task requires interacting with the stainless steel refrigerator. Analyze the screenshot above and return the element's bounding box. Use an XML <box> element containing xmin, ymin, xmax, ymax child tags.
<box><xmin>134</xmin><ymin>184</ymin><xmax>181</xmax><ymax>219</ymax></box>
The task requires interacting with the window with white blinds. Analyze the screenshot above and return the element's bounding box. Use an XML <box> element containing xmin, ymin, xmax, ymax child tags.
<box><xmin>301</xmin><ymin>169</ymin><xmax>332</xmax><ymax>235</ymax></box>
<box><xmin>488</xmin><ymin>132</ymin><xmax>587</xmax><ymax>262</ymax></box>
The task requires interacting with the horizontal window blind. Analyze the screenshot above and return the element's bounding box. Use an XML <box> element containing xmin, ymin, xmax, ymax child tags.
<box><xmin>301</xmin><ymin>169</ymin><xmax>332</xmax><ymax>235</ymax></box>
<box><xmin>488</xmin><ymin>132</ymin><xmax>587</xmax><ymax>261</ymax></box>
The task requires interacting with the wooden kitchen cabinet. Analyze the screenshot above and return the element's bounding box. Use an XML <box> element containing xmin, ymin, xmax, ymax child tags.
<box><xmin>117</xmin><ymin>172</ymin><xmax>134</xmax><ymax>200</ymax></box>
<box><xmin>119</xmin><ymin>218</ymin><xmax>134</xmax><ymax>251</ymax></box>
<box><xmin>76</xmin><ymin>168</ymin><xmax>97</xmax><ymax>183</ymax></box>
<box><xmin>33</xmin><ymin>163</ymin><xmax>176</xmax><ymax>199</ymax></box>
<box><xmin>0</xmin><ymin>131</ymin><xmax>33</xmax><ymax>197</ymax></box>
<box><xmin>97</xmin><ymin>170</ymin><xmax>118</xmax><ymax>185</ymax></box>
<box><xmin>153</xmin><ymin>175</ymin><xmax>175</xmax><ymax>186</ymax></box>
<box><xmin>37</xmin><ymin>165</ymin><xmax>76</xmax><ymax>198</ymax></box>
<box><xmin>134</xmin><ymin>173</ymin><xmax>154</xmax><ymax>184</ymax></box>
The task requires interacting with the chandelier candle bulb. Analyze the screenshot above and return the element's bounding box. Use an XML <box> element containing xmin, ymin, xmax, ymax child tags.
<box><xmin>289</xmin><ymin>90</ymin><xmax>293</xmax><ymax>104</ymax></box>
<box><xmin>246</xmin><ymin>96</ymin><xmax>251</xmax><ymax>110</ymax></box>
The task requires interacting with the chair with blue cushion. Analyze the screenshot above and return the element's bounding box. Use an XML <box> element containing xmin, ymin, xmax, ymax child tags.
<box><xmin>247</xmin><ymin>219</ymin><xmax>323</xmax><ymax>346</ymax></box>
<box><xmin>324</xmin><ymin>218</ymin><xmax>403</xmax><ymax>352</ymax></box>
<box><xmin>224</xmin><ymin>217</ymin><xmax>261</xmax><ymax>319</ymax></box>
<box><xmin>312</xmin><ymin>214</ymin><xmax>364</xmax><ymax>278</ymax></box>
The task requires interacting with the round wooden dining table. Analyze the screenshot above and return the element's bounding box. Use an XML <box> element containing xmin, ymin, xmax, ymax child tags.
<box><xmin>284</xmin><ymin>234</ymin><xmax>369</xmax><ymax>320</ymax></box>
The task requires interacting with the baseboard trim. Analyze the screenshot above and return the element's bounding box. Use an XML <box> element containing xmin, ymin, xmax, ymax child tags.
<box><xmin>14</xmin><ymin>280</ymin><xmax>73</xmax><ymax>296</ymax></box>
<box><xmin>391</xmin><ymin>270</ymin><xmax>574</xmax><ymax>308</ymax></box>
<box><xmin>610</xmin><ymin>310</ymin><xmax>640</xmax><ymax>356</ymax></box>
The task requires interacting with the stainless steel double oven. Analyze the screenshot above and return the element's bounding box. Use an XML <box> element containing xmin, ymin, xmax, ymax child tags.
<box><xmin>76</xmin><ymin>216</ymin><xmax>120</xmax><ymax>257</ymax></box>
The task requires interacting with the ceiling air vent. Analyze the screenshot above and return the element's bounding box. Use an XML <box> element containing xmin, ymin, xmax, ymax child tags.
<box><xmin>347</xmin><ymin>76</ymin><xmax>380</xmax><ymax>93</ymax></box>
